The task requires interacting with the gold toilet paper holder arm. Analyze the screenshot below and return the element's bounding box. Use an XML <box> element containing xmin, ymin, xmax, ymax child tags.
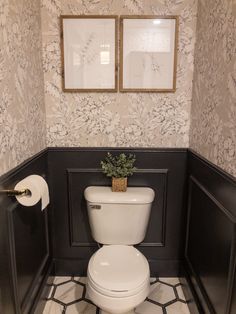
<box><xmin>0</xmin><ymin>189</ymin><xmax>31</xmax><ymax>196</ymax></box>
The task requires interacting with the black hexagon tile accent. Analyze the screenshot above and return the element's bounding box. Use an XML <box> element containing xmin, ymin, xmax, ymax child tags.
<box><xmin>43</xmin><ymin>277</ymin><xmax>190</xmax><ymax>313</ymax></box>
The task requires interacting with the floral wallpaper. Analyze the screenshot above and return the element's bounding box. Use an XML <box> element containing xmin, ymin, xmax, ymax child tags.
<box><xmin>0</xmin><ymin>0</ymin><xmax>46</xmax><ymax>175</ymax></box>
<box><xmin>190</xmin><ymin>0</ymin><xmax>236</xmax><ymax>177</ymax></box>
<box><xmin>41</xmin><ymin>0</ymin><xmax>197</xmax><ymax>148</ymax></box>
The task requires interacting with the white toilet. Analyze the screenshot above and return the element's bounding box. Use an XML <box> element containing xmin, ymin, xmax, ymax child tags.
<box><xmin>84</xmin><ymin>186</ymin><xmax>155</xmax><ymax>314</ymax></box>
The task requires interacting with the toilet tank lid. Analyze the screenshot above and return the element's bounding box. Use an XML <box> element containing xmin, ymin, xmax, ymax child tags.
<box><xmin>84</xmin><ymin>186</ymin><xmax>155</xmax><ymax>204</ymax></box>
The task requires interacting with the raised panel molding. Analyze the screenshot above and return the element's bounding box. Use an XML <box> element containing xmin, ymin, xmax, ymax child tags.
<box><xmin>7</xmin><ymin>203</ymin><xmax>20</xmax><ymax>314</ymax></box>
<box><xmin>185</xmin><ymin>173</ymin><xmax>236</xmax><ymax>314</ymax></box>
<box><xmin>67</xmin><ymin>168</ymin><xmax>168</xmax><ymax>248</ymax></box>
<box><xmin>0</xmin><ymin>149</ymin><xmax>50</xmax><ymax>314</ymax></box>
<box><xmin>48</xmin><ymin>148</ymin><xmax>187</xmax><ymax>276</ymax></box>
<box><xmin>7</xmin><ymin>203</ymin><xmax>50</xmax><ymax>313</ymax></box>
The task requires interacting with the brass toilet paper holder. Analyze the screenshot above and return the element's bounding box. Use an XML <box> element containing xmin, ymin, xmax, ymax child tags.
<box><xmin>0</xmin><ymin>189</ymin><xmax>31</xmax><ymax>196</ymax></box>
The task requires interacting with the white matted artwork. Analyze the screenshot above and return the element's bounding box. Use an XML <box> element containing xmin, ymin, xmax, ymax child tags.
<box><xmin>120</xmin><ymin>16</ymin><xmax>178</xmax><ymax>92</ymax></box>
<box><xmin>61</xmin><ymin>16</ymin><xmax>118</xmax><ymax>92</ymax></box>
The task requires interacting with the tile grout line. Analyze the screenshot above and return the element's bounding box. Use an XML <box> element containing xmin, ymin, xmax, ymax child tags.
<box><xmin>43</xmin><ymin>277</ymin><xmax>191</xmax><ymax>314</ymax></box>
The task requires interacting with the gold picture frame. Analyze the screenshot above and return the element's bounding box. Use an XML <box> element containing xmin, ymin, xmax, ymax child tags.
<box><xmin>61</xmin><ymin>15</ymin><xmax>118</xmax><ymax>92</ymax></box>
<box><xmin>119</xmin><ymin>15</ymin><xmax>178</xmax><ymax>92</ymax></box>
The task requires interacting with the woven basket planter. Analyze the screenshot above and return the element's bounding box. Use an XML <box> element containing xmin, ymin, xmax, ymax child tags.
<box><xmin>112</xmin><ymin>177</ymin><xmax>127</xmax><ymax>192</ymax></box>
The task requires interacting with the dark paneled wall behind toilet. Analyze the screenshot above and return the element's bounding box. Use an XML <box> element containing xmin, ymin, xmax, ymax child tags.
<box><xmin>1</xmin><ymin>148</ymin><xmax>236</xmax><ymax>314</ymax></box>
<box><xmin>47</xmin><ymin>148</ymin><xmax>188</xmax><ymax>276</ymax></box>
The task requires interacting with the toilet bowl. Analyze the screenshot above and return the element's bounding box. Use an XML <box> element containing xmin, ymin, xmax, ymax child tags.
<box><xmin>84</xmin><ymin>186</ymin><xmax>155</xmax><ymax>314</ymax></box>
<box><xmin>87</xmin><ymin>245</ymin><xmax>150</xmax><ymax>314</ymax></box>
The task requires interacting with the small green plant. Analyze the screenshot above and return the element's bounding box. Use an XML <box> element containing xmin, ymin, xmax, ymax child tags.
<box><xmin>101</xmin><ymin>152</ymin><xmax>136</xmax><ymax>178</ymax></box>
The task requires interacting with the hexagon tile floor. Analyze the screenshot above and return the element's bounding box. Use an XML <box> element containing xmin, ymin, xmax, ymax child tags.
<box><xmin>43</xmin><ymin>277</ymin><xmax>190</xmax><ymax>314</ymax></box>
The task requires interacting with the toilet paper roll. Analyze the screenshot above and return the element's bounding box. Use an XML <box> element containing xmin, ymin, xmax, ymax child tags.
<box><xmin>15</xmin><ymin>175</ymin><xmax>50</xmax><ymax>210</ymax></box>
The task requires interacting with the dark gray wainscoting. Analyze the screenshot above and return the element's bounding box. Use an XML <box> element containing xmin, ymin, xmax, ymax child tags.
<box><xmin>231</xmin><ymin>276</ymin><xmax>236</xmax><ymax>314</ymax></box>
<box><xmin>183</xmin><ymin>150</ymin><xmax>236</xmax><ymax>314</ymax></box>
<box><xmin>2</xmin><ymin>147</ymin><xmax>235</xmax><ymax>314</ymax></box>
<box><xmin>47</xmin><ymin>148</ymin><xmax>188</xmax><ymax>277</ymax></box>
<box><xmin>0</xmin><ymin>150</ymin><xmax>52</xmax><ymax>314</ymax></box>
<box><xmin>67</xmin><ymin>168</ymin><xmax>168</xmax><ymax>247</ymax></box>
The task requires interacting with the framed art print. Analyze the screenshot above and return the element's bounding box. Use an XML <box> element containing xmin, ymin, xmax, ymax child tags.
<box><xmin>120</xmin><ymin>16</ymin><xmax>178</xmax><ymax>92</ymax></box>
<box><xmin>61</xmin><ymin>15</ymin><xmax>118</xmax><ymax>92</ymax></box>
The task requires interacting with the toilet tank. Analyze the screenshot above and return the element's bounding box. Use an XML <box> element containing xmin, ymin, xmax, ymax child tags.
<box><xmin>84</xmin><ymin>186</ymin><xmax>155</xmax><ymax>245</ymax></box>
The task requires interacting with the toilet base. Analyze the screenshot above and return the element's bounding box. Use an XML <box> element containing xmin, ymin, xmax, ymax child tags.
<box><xmin>87</xmin><ymin>280</ymin><xmax>149</xmax><ymax>314</ymax></box>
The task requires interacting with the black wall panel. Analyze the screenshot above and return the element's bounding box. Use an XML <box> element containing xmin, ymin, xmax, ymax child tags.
<box><xmin>47</xmin><ymin>148</ymin><xmax>188</xmax><ymax>276</ymax></box>
<box><xmin>0</xmin><ymin>150</ymin><xmax>51</xmax><ymax>314</ymax></box>
<box><xmin>67</xmin><ymin>168</ymin><xmax>167</xmax><ymax>247</ymax></box>
<box><xmin>2</xmin><ymin>147</ymin><xmax>235</xmax><ymax>314</ymax></box>
<box><xmin>231</xmin><ymin>275</ymin><xmax>236</xmax><ymax>314</ymax></box>
<box><xmin>184</xmin><ymin>151</ymin><xmax>236</xmax><ymax>314</ymax></box>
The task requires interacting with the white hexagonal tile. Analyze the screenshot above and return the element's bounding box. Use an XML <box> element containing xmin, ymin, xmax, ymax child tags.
<box><xmin>135</xmin><ymin>300</ymin><xmax>163</xmax><ymax>314</ymax></box>
<box><xmin>54</xmin><ymin>276</ymin><xmax>72</xmax><ymax>285</ymax></box>
<box><xmin>166</xmin><ymin>302</ymin><xmax>190</xmax><ymax>314</ymax></box>
<box><xmin>54</xmin><ymin>281</ymin><xmax>84</xmax><ymax>304</ymax></box>
<box><xmin>74</xmin><ymin>277</ymin><xmax>87</xmax><ymax>285</ymax></box>
<box><xmin>43</xmin><ymin>300</ymin><xmax>64</xmax><ymax>313</ymax></box>
<box><xmin>67</xmin><ymin>301</ymin><xmax>97</xmax><ymax>313</ymax></box>
<box><xmin>148</xmin><ymin>282</ymin><xmax>176</xmax><ymax>304</ymax></box>
<box><xmin>176</xmin><ymin>285</ymin><xmax>186</xmax><ymax>301</ymax></box>
<box><xmin>159</xmin><ymin>277</ymin><xmax>180</xmax><ymax>286</ymax></box>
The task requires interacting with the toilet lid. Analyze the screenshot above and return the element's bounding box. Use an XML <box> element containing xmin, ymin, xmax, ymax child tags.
<box><xmin>88</xmin><ymin>245</ymin><xmax>149</xmax><ymax>292</ymax></box>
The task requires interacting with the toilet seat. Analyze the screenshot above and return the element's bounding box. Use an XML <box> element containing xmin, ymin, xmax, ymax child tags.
<box><xmin>88</xmin><ymin>245</ymin><xmax>150</xmax><ymax>298</ymax></box>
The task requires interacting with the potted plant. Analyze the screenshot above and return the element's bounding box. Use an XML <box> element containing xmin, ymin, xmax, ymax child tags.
<box><xmin>101</xmin><ymin>152</ymin><xmax>136</xmax><ymax>192</ymax></box>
